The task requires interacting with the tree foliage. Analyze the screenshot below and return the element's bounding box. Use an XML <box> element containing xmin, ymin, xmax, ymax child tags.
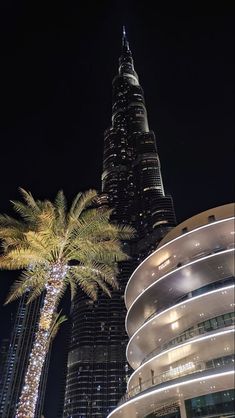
<box><xmin>0</xmin><ymin>188</ymin><xmax>135</xmax><ymax>304</ymax></box>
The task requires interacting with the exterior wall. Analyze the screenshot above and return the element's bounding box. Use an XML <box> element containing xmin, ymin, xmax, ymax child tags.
<box><xmin>107</xmin><ymin>204</ymin><xmax>235</xmax><ymax>418</ymax></box>
<box><xmin>159</xmin><ymin>203</ymin><xmax>234</xmax><ymax>246</ymax></box>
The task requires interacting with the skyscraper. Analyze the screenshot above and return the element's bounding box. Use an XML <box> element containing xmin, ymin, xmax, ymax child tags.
<box><xmin>63</xmin><ymin>28</ymin><xmax>176</xmax><ymax>418</ymax></box>
<box><xmin>0</xmin><ymin>338</ymin><xmax>10</xmax><ymax>401</ymax></box>
<box><xmin>102</xmin><ymin>27</ymin><xmax>175</xmax><ymax>251</ymax></box>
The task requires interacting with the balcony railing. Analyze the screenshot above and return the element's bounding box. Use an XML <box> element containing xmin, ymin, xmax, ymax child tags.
<box><xmin>118</xmin><ymin>356</ymin><xmax>234</xmax><ymax>406</ymax></box>
<box><xmin>141</xmin><ymin>317</ymin><xmax>234</xmax><ymax>365</ymax></box>
<box><xmin>130</xmin><ymin>244</ymin><xmax>234</xmax><ymax>307</ymax></box>
<box><xmin>142</xmin><ymin>279</ymin><xmax>235</xmax><ymax>326</ymax></box>
<box><xmin>153</xmin><ymin>241</ymin><xmax>234</xmax><ymax>282</ymax></box>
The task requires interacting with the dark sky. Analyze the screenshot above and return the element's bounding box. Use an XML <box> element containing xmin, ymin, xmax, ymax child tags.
<box><xmin>0</xmin><ymin>2</ymin><xmax>234</xmax><ymax>417</ymax></box>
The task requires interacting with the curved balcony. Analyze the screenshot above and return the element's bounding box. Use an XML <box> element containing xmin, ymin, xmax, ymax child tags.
<box><xmin>126</xmin><ymin>283</ymin><xmax>235</xmax><ymax>368</ymax></box>
<box><xmin>109</xmin><ymin>204</ymin><xmax>235</xmax><ymax>418</ymax></box>
<box><xmin>141</xmin><ymin>314</ymin><xmax>234</xmax><ymax>365</ymax></box>
<box><xmin>107</xmin><ymin>364</ymin><xmax>234</xmax><ymax>418</ymax></box>
<box><xmin>127</xmin><ymin>326</ymin><xmax>234</xmax><ymax>393</ymax></box>
<box><xmin>126</xmin><ymin>249</ymin><xmax>234</xmax><ymax>337</ymax></box>
<box><xmin>121</xmin><ymin>356</ymin><xmax>234</xmax><ymax>405</ymax></box>
<box><xmin>125</xmin><ymin>207</ymin><xmax>235</xmax><ymax>310</ymax></box>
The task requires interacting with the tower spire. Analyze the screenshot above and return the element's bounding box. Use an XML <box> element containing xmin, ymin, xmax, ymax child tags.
<box><xmin>122</xmin><ymin>25</ymin><xmax>130</xmax><ymax>51</ymax></box>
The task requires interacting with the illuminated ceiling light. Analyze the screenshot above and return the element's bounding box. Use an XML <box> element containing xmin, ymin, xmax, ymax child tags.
<box><xmin>126</xmin><ymin>248</ymin><xmax>234</xmax><ymax>313</ymax></box>
<box><xmin>111</xmin><ymin>371</ymin><xmax>234</xmax><ymax>418</ymax></box>
<box><xmin>171</xmin><ymin>321</ymin><xmax>179</xmax><ymax>330</ymax></box>
<box><xmin>183</xmin><ymin>268</ymin><xmax>191</xmax><ymax>277</ymax></box>
<box><xmin>125</xmin><ymin>217</ymin><xmax>234</xmax><ymax>304</ymax></box>
<box><xmin>127</xmin><ymin>329</ymin><xmax>234</xmax><ymax>390</ymax></box>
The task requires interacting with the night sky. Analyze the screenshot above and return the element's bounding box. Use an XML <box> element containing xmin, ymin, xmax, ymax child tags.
<box><xmin>0</xmin><ymin>2</ymin><xmax>234</xmax><ymax>417</ymax></box>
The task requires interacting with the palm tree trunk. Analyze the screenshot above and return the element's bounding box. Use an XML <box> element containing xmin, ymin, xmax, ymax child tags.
<box><xmin>15</xmin><ymin>281</ymin><xmax>62</xmax><ymax>418</ymax></box>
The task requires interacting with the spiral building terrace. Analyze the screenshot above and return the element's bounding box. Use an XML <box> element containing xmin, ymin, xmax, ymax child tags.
<box><xmin>108</xmin><ymin>203</ymin><xmax>235</xmax><ymax>418</ymax></box>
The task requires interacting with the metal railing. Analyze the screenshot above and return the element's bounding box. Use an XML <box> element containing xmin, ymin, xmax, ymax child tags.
<box><xmin>141</xmin><ymin>279</ymin><xmax>235</xmax><ymax>333</ymax></box>
<box><xmin>135</xmin><ymin>244</ymin><xmax>234</xmax><ymax>311</ymax></box>
<box><xmin>118</xmin><ymin>357</ymin><xmax>234</xmax><ymax>406</ymax></box>
<box><xmin>143</xmin><ymin>279</ymin><xmax>234</xmax><ymax>326</ymax></box>
<box><xmin>141</xmin><ymin>317</ymin><xmax>234</xmax><ymax>365</ymax></box>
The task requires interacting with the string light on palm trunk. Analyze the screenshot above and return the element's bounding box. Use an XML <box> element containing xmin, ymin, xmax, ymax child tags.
<box><xmin>15</xmin><ymin>262</ymin><xmax>68</xmax><ymax>418</ymax></box>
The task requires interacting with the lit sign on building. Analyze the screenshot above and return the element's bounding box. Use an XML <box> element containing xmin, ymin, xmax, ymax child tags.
<box><xmin>158</xmin><ymin>258</ymin><xmax>171</xmax><ymax>270</ymax></box>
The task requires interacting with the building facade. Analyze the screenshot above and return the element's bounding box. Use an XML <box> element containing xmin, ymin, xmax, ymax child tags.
<box><xmin>0</xmin><ymin>338</ymin><xmax>10</xmax><ymax>401</ymax></box>
<box><xmin>107</xmin><ymin>203</ymin><xmax>235</xmax><ymax>418</ymax></box>
<box><xmin>63</xmin><ymin>29</ymin><xmax>176</xmax><ymax>418</ymax></box>
<box><xmin>0</xmin><ymin>294</ymin><xmax>50</xmax><ymax>418</ymax></box>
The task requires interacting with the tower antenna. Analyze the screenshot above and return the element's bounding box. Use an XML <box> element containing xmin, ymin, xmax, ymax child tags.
<box><xmin>122</xmin><ymin>25</ymin><xmax>130</xmax><ymax>51</ymax></box>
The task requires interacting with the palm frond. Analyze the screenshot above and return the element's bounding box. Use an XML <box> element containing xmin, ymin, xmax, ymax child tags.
<box><xmin>10</xmin><ymin>200</ymin><xmax>38</xmax><ymax>225</ymax></box>
<box><xmin>72</xmin><ymin>276</ymin><xmax>98</xmax><ymax>300</ymax></box>
<box><xmin>70</xmin><ymin>189</ymin><xmax>98</xmax><ymax>219</ymax></box>
<box><xmin>68</xmin><ymin>208</ymin><xmax>113</xmax><ymax>240</ymax></box>
<box><xmin>93</xmin><ymin>277</ymin><xmax>112</xmax><ymax>297</ymax></box>
<box><xmin>66</xmin><ymin>276</ymin><xmax>77</xmax><ymax>301</ymax></box>
<box><xmin>26</xmin><ymin>284</ymin><xmax>46</xmax><ymax>304</ymax></box>
<box><xmin>48</xmin><ymin>310</ymin><xmax>67</xmax><ymax>343</ymax></box>
<box><xmin>5</xmin><ymin>277</ymin><xmax>28</xmax><ymax>304</ymax></box>
<box><xmin>69</xmin><ymin>263</ymin><xmax>118</xmax><ymax>298</ymax></box>
<box><xmin>68</xmin><ymin>192</ymin><xmax>82</xmax><ymax>215</ymax></box>
<box><xmin>5</xmin><ymin>268</ymin><xmax>47</xmax><ymax>304</ymax></box>
<box><xmin>55</xmin><ymin>282</ymin><xmax>68</xmax><ymax>305</ymax></box>
<box><xmin>115</xmin><ymin>224</ymin><xmax>136</xmax><ymax>240</ymax></box>
<box><xmin>0</xmin><ymin>214</ymin><xmax>26</xmax><ymax>229</ymax></box>
<box><xmin>54</xmin><ymin>190</ymin><xmax>67</xmax><ymax>230</ymax></box>
<box><xmin>19</xmin><ymin>188</ymin><xmax>40</xmax><ymax>212</ymax></box>
<box><xmin>0</xmin><ymin>247</ymin><xmax>45</xmax><ymax>270</ymax></box>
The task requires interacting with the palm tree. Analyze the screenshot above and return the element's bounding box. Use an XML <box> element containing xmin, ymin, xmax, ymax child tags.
<box><xmin>0</xmin><ymin>188</ymin><xmax>134</xmax><ymax>418</ymax></box>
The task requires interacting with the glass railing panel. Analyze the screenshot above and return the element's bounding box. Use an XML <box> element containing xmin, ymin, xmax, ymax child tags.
<box><xmin>118</xmin><ymin>355</ymin><xmax>234</xmax><ymax>405</ymax></box>
<box><xmin>143</xmin><ymin>278</ymin><xmax>235</xmax><ymax>325</ymax></box>
<box><xmin>142</xmin><ymin>316</ymin><xmax>234</xmax><ymax>365</ymax></box>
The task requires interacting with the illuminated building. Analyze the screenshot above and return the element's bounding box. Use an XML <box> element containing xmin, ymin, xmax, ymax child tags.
<box><xmin>63</xmin><ymin>28</ymin><xmax>175</xmax><ymax>417</ymax></box>
<box><xmin>0</xmin><ymin>294</ymin><xmax>50</xmax><ymax>418</ymax></box>
<box><xmin>0</xmin><ymin>338</ymin><xmax>9</xmax><ymax>400</ymax></box>
<box><xmin>107</xmin><ymin>203</ymin><xmax>235</xmax><ymax>418</ymax></box>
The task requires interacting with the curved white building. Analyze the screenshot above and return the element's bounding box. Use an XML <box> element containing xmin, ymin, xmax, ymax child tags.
<box><xmin>108</xmin><ymin>204</ymin><xmax>235</xmax><ymax>418</ymax></box>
